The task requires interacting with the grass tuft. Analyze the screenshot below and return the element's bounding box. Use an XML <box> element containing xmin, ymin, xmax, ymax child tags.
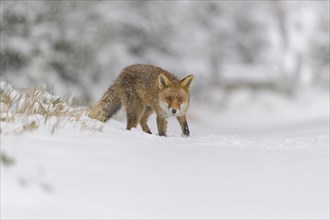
<box><xmin>0</xmin><ymin>81</ymin><xmax>96</xmax><ymax>134</ymax></box>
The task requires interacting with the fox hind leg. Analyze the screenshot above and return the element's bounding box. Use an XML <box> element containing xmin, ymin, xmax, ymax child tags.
<box><xmin>122</xmin><ymin>93</ymin><xmax>144</xmax><ymax>130</ymax></box>
<box><xmin>126</xmin><ymin>109</ymin><xmax>144</xmax><ymax>130</ymax></box>
<box><xmin>140</xmin><ymin>106</ymin><xmax>154</xmax><ymax>134</ymax></box>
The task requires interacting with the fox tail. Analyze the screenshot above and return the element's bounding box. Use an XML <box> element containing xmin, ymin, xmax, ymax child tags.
<box><xmin>88</xmin><ymin>81</ymin><xmax>121</xmax><ymax>122</ymax></box>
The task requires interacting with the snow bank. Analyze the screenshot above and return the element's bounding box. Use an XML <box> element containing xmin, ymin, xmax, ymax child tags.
<box><xmin>1</xmin><ymin>82</ymin><xmax>329</xmax><ymax>219</ymax></box>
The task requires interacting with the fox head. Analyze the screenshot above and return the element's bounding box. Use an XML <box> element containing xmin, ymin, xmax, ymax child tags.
<box><xmin>158</xmin><ymin>73</ymin><xmax>194</xmax><ymax>117</ymax></box>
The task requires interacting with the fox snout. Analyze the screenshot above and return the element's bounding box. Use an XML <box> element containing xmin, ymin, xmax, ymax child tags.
<box><xmin>170</xmin><ymin>107</ymin><xmax>184</xmax><ymax>116</ymax></box>
<box><xmin>170</xmin><ymin>107</ymin><xmax>179</xmax><ymax>116</ymax></box>
<box><xmin>160</xmin><ymin>101</ymin><xmax>188</xmax><ymax>117</ymax></box>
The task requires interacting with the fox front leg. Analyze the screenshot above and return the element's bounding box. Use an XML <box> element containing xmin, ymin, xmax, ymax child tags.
<box><xmin>156</xmin><ymin>115</ymin><xmax>167</xmax><ymax>136</ymax></box>
<box><xmin>177</xmin><ymin>115</ymin><xmax>190</xmax><ymax>137</ymax></box>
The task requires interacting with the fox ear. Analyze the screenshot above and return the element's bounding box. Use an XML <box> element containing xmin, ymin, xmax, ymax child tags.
<box><xmin>158</xmin><ymin>74</ymin><xmax>172</xmax><ymax>89</ymax></box>
<box><xmin>180</xmin><ymin>74</ymin><xmax>194</xmax><ymax>89</ymax></box>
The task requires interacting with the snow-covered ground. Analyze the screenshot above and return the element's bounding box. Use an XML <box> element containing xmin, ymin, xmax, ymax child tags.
<box><xmin>1</xmin><ymin>88</ymin><xmax>329</xmax><ymax>219</ymax></box>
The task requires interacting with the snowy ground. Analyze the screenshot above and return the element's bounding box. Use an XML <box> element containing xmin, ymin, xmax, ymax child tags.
<box><xmin>1</xmin><ymin>89</ymin><xmax>329</xmax><ymax>219</ymax></box>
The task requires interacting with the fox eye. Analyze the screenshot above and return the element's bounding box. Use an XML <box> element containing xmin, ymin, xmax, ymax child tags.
<box><xmin>177</xmin><ymin>97</ymin><xmax>183</xmax><ymax>102</ymax></box>
<box><xmin>166</xmin><ymin>96</ymin><xmax>173</xmax><ymax>101</ymax></box>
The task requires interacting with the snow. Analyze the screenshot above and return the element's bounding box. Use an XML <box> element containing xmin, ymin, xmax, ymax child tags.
<box><xmin>1</xmin><ymin>89</ymin><xmax>329</xmax><ymax>219</ymax></box>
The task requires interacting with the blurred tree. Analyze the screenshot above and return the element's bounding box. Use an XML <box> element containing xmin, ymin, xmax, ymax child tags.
<box><xmin>0</xmin><ymin>1</ymin><xmax>328</xmax><ymax>102</ymax></box>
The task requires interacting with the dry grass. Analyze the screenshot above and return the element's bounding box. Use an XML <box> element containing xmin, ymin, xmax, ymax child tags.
<box><xmin>0</xmin><ymin>82</ymin><xmax>99</xmax><ymax>135</ymax></box>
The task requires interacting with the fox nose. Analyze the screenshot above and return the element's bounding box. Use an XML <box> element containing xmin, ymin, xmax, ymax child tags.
<box><xmin>172</xmin><ymin>109</ymin><xmax>177</xmax><ymax>114</ymax></box>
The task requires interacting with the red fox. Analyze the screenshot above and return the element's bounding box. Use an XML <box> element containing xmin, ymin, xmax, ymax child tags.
<box><xmin>88</xmin><ymin>64</ymin><xmax>194</xmax><ymax>137</ymax></box>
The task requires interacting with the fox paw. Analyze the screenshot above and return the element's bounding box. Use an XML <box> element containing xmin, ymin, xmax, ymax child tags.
<box><xmin>181</xmin><ymin>133</ymin><xmax>190</xmax><ymax>138</ymax></box>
